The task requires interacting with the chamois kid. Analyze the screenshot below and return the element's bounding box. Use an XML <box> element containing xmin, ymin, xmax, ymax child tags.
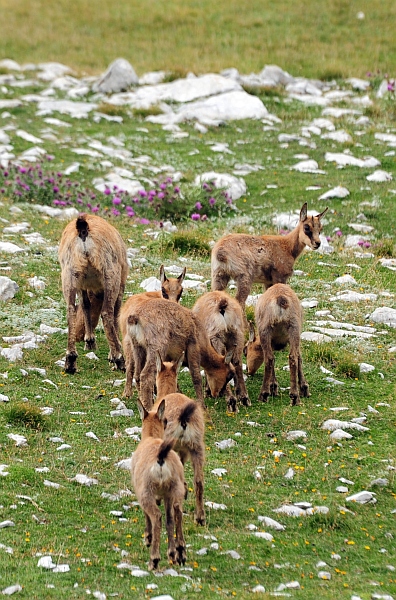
<box><xmin>244</xmin><ymin>284</ymin><xmax>310</xmax><ymax>406</ymax></box>
<box><xmin>58</xmin><ymin>213</ymin><xmax>128</xmax><ymax>374</ymax></box>
<box><xmin>131</xmin><ymin>399</ymin><xmax>186</xmax><ymax>570</ymax></box>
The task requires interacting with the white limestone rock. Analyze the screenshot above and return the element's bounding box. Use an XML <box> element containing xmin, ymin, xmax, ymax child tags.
<box><xmin>92</xmin><ymin>58</ymin><xmax>138</xmax><ymax>93</ymax></box>
<box><xmin>194</xmin><ymin>171</ymin><xmax>246</xmax><ymax>200</ymax></box>
<box><xmin>369</xmin><ymin>307</ymin><xmax>396</xmax><ymax>328</ymax></box>
<box><xmin>318</xmin><ymin>186</ymin><xmax>350</xmax><ymax>200</ymax></box>
<box><xmin>366</xmin><ymin>170</ymin><xmax>393</xmax><ymax>182</ymax></box>
<box><xmin>0</xmin><ymin>276</ymin><xmax>19</xmax><ymax>301</ymax></box>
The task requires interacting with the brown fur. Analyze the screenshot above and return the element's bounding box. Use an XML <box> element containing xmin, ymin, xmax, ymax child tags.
<box><xmin>58</xmin><ymin>213</ymin><xmax>128</xmax><ymax>374</ymax></box>
<box><xmin>119</xmin><ymin>266</ymin><xmax>185</xmax><ymax>398</ymax></box>
<box><xmin>192</xmin><ymin>291</ymin><xmax>250</xmax><ymax>413</ymax></box>
<box><xmin>244</xmin><ymin>284</ymin><xmax>310</xmax><ymax>406</ymax></box>
<box><xmin>131</xmin><ymin>399</ymin><xmax>186</xmax><ymax>570</ymax></box>
<box><xmin>122</xmin><ymin>298</ymin><xmax>235</xmax><ymax>410</ymax></box>
<box><xmin>211</xmin><ymin>203</ymin><xmax>328</xmax><ymax>318</ymax></box>
<box><xmin>155</xmin><ymin>356</ymin><xmax>206</xmax><ymax>525</ymax></box>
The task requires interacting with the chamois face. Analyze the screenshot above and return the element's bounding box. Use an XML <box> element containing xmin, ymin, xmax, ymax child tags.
<box><xmin>160</xmin><ymin>265</ymin><xmax>186</xmax><ymax>302</ymax></box>
<box><xmin>298</xmin><ymin>204</ymin><xmax>328</xmax><ymax>251</ymax></box>
<box><xmin>206</xmin><ymin>362</ymin><xmax>236</xmax><ymax>398</ymax></box>
<box><xmin>244</xmin><ymin>339</ymin><xmax>264</xmax><ymax>376</ymax></box>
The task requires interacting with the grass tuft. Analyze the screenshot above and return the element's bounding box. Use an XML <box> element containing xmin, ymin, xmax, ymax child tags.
<box><xmin>5</xmin><ymin>402</ymin><xmax>48</xmax><ymax>430</ymax></box>
<box><xmin>132</xmin><ymin>105</ymin><xmax>164</xmax><ymax>118</ymax></box>
<box><xmin>159</xmin><ymin>231</ymin><xmax>211</xmax><ymax>258</ymax></box>
<box><xmin>96</xmin><ymin>103</ymin><xmax>129</xmax><ymax>117</ymax></box>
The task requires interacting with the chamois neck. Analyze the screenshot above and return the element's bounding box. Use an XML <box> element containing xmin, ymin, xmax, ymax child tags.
<box><xmin>286</xmin><ymin>225</ymin><xmax>305</xmax><ymax>260</ymax></box>
<box><xmin>199</xmin><ymin>344</ymin><xmax>223</xmax><ymax>372</ymax></box>
<box><xmin>156</xmin><ymin>379</ymin><xmax>177</xmax><ymax>401</ymax></box>
<box><xmin>141</xmin><ymin>418</ymin><xmax>164</xmax><ymax>441</ymax></box>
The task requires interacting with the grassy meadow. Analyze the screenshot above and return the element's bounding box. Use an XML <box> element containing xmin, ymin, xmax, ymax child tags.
<box><xmin>0</xmin><ymin>4</ymin><xmax>396</xmax><ymax>599</ymax></box>
<box><xmin>0</xmin><ymin>0</ymin><xmax>396</xmax><ymax>78</ymax></box>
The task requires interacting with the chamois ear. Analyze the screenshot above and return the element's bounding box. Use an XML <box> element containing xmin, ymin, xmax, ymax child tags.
<box><xmin>178</xmin><ymin>267</ymin><xmax>187</xmax><ymax>283</ymax></box>
<box><xmin>156</xmin><ymin>398</ymin><xmax>166</xmax><ymax>421</ymax></box>
<box><xmin>137</xmin><ymin>400</ymin><xmax>148</xmax><ymax>422</ymax></box>
<box><xmin>248</xmin><ymin>322</ymin><xmax>256</xmax><ymax>343</ymax></box>
<box><xmin>155</xmin><ymin>352</ymin><xmax>163</xmax><ymax>374</ymax></box>
<box><xmin>176</xmin><ymin>352</ymin><xmax>185</xmax><ymax>374</ymax></box>
<box><xmin>159</xmin><ymin>264</ymin><xmax>167</xmax><ymax>285</ymax></box>
<box><xmin>299</xmin><ymin>202</ymin><xmax>308</xmax><ymax>222</ymax></box>
<box><xmin>316</xmin><ymin>207</ymin><xmax>328</xmax><ymax>219</ymax></box>
<box><xmin>224</xmin><ymin>348</ymin><xmax>234</xmax><ymax>365</ymax></box>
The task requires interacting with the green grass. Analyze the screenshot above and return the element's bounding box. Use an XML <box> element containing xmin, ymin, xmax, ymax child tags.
<box><xmin>1</xmin><ymin>0</ymin><xmax>396</xmax><ymax>78</ymax></box>
<box><xmin>1</xmin><ymin>58</ymin><xmax>396</xmax><ymax>599</ymax></box>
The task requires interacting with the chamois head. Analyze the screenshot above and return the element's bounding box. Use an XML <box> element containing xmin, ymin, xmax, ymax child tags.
<box><xmin>137</xmin><ymin>398</ymin><xmax>167</xmax><ymax>440</ymax></box>
<box><xmin>155</xmin><ymin>352</ymin><xmax>184</xmax><ymax>400</ymax></box>
<box><xmin>298</xmin><ymin>203</ymin><xmax>328</xmax><ymax>251</ymax></box>
<box><xmin>160</xmin><ymin>265</ymin><xmax>186</xmax><ymax>302</ymax></box>
<box><xmin>243</xmin><ymin>323</ymin><xmax>264</xmax><ymax>376</ymax></box>
<box><xmin>205</xmin><ymin>348</ymin><xmax>236</xmax><ymax>398</ymax></box>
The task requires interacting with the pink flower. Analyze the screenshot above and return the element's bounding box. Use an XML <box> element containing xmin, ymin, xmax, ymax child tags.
<box><xmin>209</xmin><ymin>197</ymin><xmax>216</xmax><ymax>206</ymax></box>
<box><xmin>191</xmin><ymin>213</ymin><xmax>201</xmax><ymax>221</ymax></box>
<box><xmin>195</xmin><ymin>201</ymin><xmax>202</xmax><ymax>210</ymax></box>
<box><xmin>336</xmin><ymin>230</ymin><xmax>343</xmax><ymax>237</ymax></box>
<box><xmin>112</xmin><ymin>196</ymin><xmax>121</xmax><ymax>205</ymax></box>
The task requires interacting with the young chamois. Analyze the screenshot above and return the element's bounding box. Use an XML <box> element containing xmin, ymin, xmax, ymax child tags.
<box><xmin>123</xmin><ymin>298</ymin><xmax>235</xmax><ymax>410</ymax></box>
<box><xmin>131</xmin><ymin>399</ymin><xmax>186</xmax><ymax>570</ymax></box>
<box><xmin>244</xmin><ymin>284</ymin><xmax>310</xmax><ymax>406</ymax></box>
<box><xmin>192</xmin><ymin>291</ymin><xmax>250</xmax><ymax>413</ymax></box>
<box><xmin>120</xmin><ymin>265</ymin><xmax>186</xmax><ymax>398</ymax></box>
<box><xmin>58</xmin><ymin>213</ymin><xmax>128</xmax><ymax>374</ymax></box>
<box><xmin>211</xmin><ymin>203</ymin><xmax>328</xmax><ymax>317</ymax></box>
<box><xmin>154</xmin><ymin>353</ymin><xmax>206</xmax><ymax>525</ymax></box>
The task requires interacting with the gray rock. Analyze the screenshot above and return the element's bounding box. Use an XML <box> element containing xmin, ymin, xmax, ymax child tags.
<box><xmin>0</xmin><ymin>276</ymin><xmax>19</xmax><ymax>301</ymax></box>
<box><xmin>369</xmin><ymin>307</ymin><xmax>396</xmax><ymax>328</ymax></box>
<box><xmin>93</xmin><ymin>58</ymin><xmax>138</xmax><ymax>93</ymax></box>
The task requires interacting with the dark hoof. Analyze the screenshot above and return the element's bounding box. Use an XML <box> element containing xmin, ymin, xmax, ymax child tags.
<box><xmin>300</xmin><ymin>383</ymin><xmax>310</xmax><ymax>397</ymax></box>
<box><xmin>176</xmin><ymin>545</ymin><xmax>186</xmax><ymax>565</ymax></box>
<box><xmin>240</xmin><ymin>395</ymin><xmax>251</xmax><ymax>407</ymax></box>
<box><xmin>148</xmin><ymin>557</ymin><xmax>160</xmax><ymax>571</ymax></box>
<box><xmin>226</xmin><ymin>396</ymin><xmax>238</xmax><ymax>413</ymax></box>
<box><xmin>269</xmin><ymin>382</ymin><xmax>279</xmax><ymax>396</ymax></box>
<box><xmin>258</xmin><ymin>392</ymin><xmax>269</xmax><ymax>403</ymax></box>
<box><xmin>290</xmin><ymin>393</ymin><xmax>301</xmax><ymax>406</ymax></box>
<box><xmin>84</xmin><ymin>337</ymin><xmax>96</xmax><ymax>351</ymax></box>
<box><xmin>194</xmin><ymin>513</ymin><xmax>206</xmax><ymax>526</ymax></box>
<box><xmin>65</xmin><ymin>352</ymin><xmax>78</xmax><ymax>374</ymax></box>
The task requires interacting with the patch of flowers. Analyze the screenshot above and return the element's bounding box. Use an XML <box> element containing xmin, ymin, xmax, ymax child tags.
<box><xmin>0</xmin><ymin>164</ymin><xmax>236</xmax><ymax>224</ymax></box>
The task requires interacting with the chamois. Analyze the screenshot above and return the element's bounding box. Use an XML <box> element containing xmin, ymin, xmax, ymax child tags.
<box><xmin>244</xmin><ymin>284</ymin><xmax>310</xmax><ymax>406</ymax></box>
<box><xmin>192</xmin><ymin>291</ymin><xmax>250</xmax><ymax>413</ymax></box>
<box><xmin>131</xmin><ymin>399</ymin><xmax>186</xmax><ymax>570</ymax></box>
<box><xmin>211</xmin><ymin>203</ymin><xmax>328</xmax><ymax>317</ymax></box>
<box><xmin>120</xmin><ymin>265</ymin><xmax>186</xmax><ymax>397</ymax></box>
<box><xmin>123</xmin><ymin>298</ymin><xmax>235</xmax><ymax>410</ymax></box>
<box><xmin>58</xmin><ymin>213</ymin><xmax>128</xmax><ymax>374</ymax></box>
<box><xmin>154</xmin><ymin>354</ymin><xmax>206</xmax><ymax>525</ymax></box>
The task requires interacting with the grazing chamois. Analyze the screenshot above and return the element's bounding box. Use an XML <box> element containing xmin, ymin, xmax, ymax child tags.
<box><xmin>131</xmin><ymin>399</ymin><xmax>186</xmax><ymax>570</ymax></box>
<box><xmin>244</xmin><ymin>284</ymin><xmax>310</xmax><ymax>406</ymax></box>
<box><xmin>154</xmin><ymin>354</ymin><xmax>206</xmax><ymax>525</ymax></box>
<box><xmin>123</xmin><ymin>298</ymin><xmax>235</xmax><ymax>410</ymax></box>
<box><xmin>58</xmin><ymin>213</ymin><xmax>128</xmax><ymax>374</ymax></box>
<box><xmin>211</xmin><ymin>203</ymin><xmax>328</xmax><ymax>317</ymax></box>
<box><xmin>120</xmin><ymin>265</ymin><xmax>186</xmax><ymax>398</ymax></box>
<box><xmin>192</xmin><ymin>291</ymin><xmax>250</xmax><ymax>413</ymax></box>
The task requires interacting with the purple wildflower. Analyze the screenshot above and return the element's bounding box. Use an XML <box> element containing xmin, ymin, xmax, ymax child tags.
<box><xmin>195</xmin><ymin>202</ymin><xmax>202</xmax><ymax>210</ymax></box>
<box><xmin>112</xmin><ymin>196</ymin><xmax>121</xmax><ymax>205</ymax></box>
<box><xmin>191</xmin><ymin>213</ymin><xmax>201</xmax><ymax>221</ymax></box>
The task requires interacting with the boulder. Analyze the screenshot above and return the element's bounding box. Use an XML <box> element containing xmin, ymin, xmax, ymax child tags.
<box><xmin>93</xmin><ymin>58</ymin><xmax>138</xmax><ymax>93</ymax></box>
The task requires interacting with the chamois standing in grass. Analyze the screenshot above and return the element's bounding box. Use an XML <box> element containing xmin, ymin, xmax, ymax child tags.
<box><xmin>211</xmin><ymin>203</ymin><xmax>328</xmax><ymax>318</ymax></box>
<box><xmin>244</xmin><ymin>284</ymin><xmax>310</xmax><ymax>406</ymax></box>
<box><xmin>120</xmin><ymin>265</ymin><xmax>186</xmax><ymax>398</ymax></box>
<box><xmin>58</xmin><ymin>213</ymin><xmax>128</xmax><ymax>374</ymax></box>
<box><xmin>123</xmin><ymin>297</ymin><xmax>235</xmax><ymax>410</ymax></box>
<box><xmin>192</xmin><ymin>291</ymin><xmax>250</xmax><ymax>413</ymax></box>
<box><xmin>154</xmin><ymin>353</ymin><xmax>206</xmax><ymax>525</ymax></box>
<box><xmin>131</xmin><ymin>399</ymin><xmax>186</xmax><ymax>570</ymax></box>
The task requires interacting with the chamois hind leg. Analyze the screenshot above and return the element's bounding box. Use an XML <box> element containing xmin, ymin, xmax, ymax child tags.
<box><xmin>144</xmin><ymin>512</ymin><xmax>152</xmax><ymax>547</ymax></box>
<box><xmin>80</xmin><ymin>290</ymin><xmax>96</xmax><ymax>350</ymax></box>
<box><xmin>211</xmin><ymin>270</ymin><xmax>230</xmax><ymax>292</ymax></box>
<box><xmin>234</xmin><ymin>274</ymin><xmax>253</xmax><ymax>327</ymax></box>
<box><xmin>164</xmin><ymin>497</ymin><xmax>177</xmax><ymax>564</ymax></box>
<box><xmin>145</xmin><ymin>504</ymin><xmax>162</xmax><ymax>570</ymax></box>
<box><xmin>122</xmin><ymin>337</ymin><xmax>135</xmax><ymax>398</ymax></box>
<box><xmin>211</xmin><ymin>337</ymin><xmax>238</xmax><ymax>412</ymax></box>
<box><xmin>186</xmin><ymin>341</ymin><xmax>204</xmax><ymax>407</ymax></box>
<box><xmin>258</xmin><ymin>333</ymin><xmax>277</xmax><ymax>402</ymax></box>
<box><xmin>138</xmin><ymin>352</ymin><xmax>156</xmax><ymax>411</ymax></box>
<box><xmin>64</xmin><ymin>284</ymin><xmax>78</xmax><ymax>374</ymax></box>
<box><xmin>298</xmin><ymin>351</ymin><xmax>310</xmax><ymax>398</ymax></box>
<box><xmin>173</xmin><ymin>501</ymin><xmax>186</xmax><ymax>565</ymax></box>
<box><xmin>288</xmin><ymin>331</ymin><xmax>301</xmax><ymax>406</ymax></box>
<box><xmin>101</xmin><ymin>285</ymin><xmax>125</xmax><ymax>371</ymax></box>
<box><xmin>233</xmin><ymin>356</ymin><xmax>250</xmax><ymax>407</ymax></box>
<box><xmin>190</xmin><ymin>448</ymin><xmax>205</xmax><ymax>526</ymax></box>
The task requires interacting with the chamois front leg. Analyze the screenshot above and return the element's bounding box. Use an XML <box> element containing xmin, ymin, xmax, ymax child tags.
<box><xmin>138</xmin><ymin>351</ymin><xmax>156</xmax><ymax>410</ymax></box>
<box><xmin>65</xmin><ymin>287</ymin><xmax>78</xmax><ymax>374</ymax></box>
<box><xmin>190</xmin><ymin>449</ymin><xmax>205</xmax><ymax>526</ymax></box>
<box><xmin>186</xmin><ymin>342</ymin><xmax>204</xmax><ymax>407</ymax></box>
<box><xmin>234</xmin><ymin>274</ymin><xmax>253</xmax><ymax>327</ymax></box>
<box><xmin>164</xmin><ymin>497</ymin><xmax>177</xmax><ymax>564</ymax></box>
<box><xmin>101</xmin><ymin>288</ymin><xmax>125</xmax><ymax>371</ymax></box>
<box><xmin>258</xmin><ymin>337</ymin><xmax>277</xmax><ymax>402</ymax></box>
<box><xmin>144</xmin><ymin>512</ymin><xmax>152</xmax><ymax>547</ymax></box>
<box><xmin>233</xmin><ymin>357</ymin><xmax>250</xmax><ymax>407</ymax></box>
